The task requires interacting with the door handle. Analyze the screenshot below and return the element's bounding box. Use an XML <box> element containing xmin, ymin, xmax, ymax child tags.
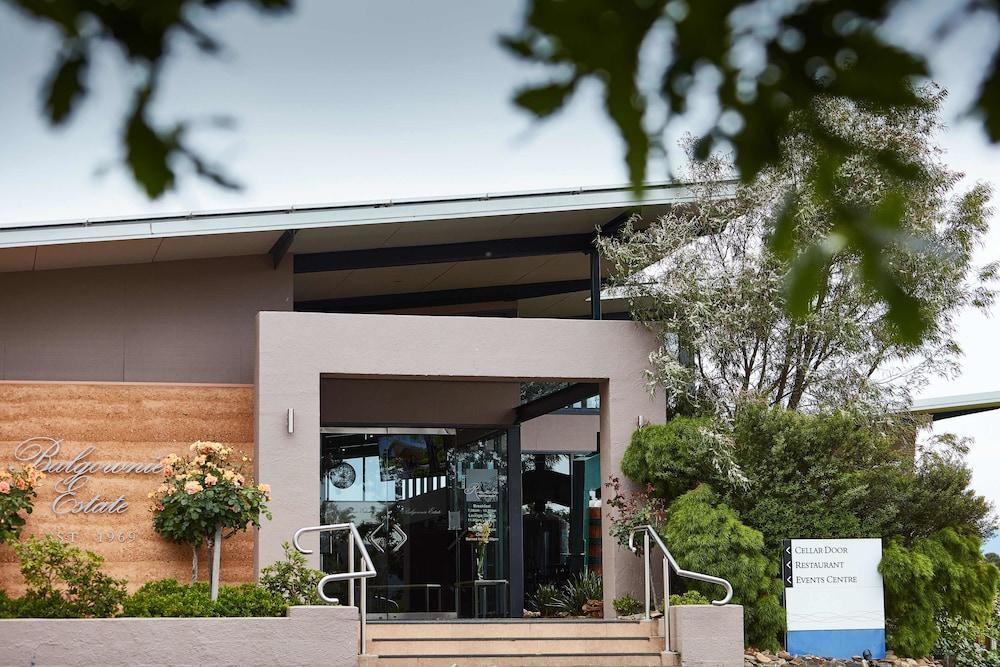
<box><xmin>366</xmin><ymin>524</ymin><xmax>387</xmax><ymax>553</ymax></box>
<box><xmin>389</xmin><ymin>523</ymin><xmax>408</xmax><ymax>553</ymax></box>
<box><xmin>366</xmin><ymin>522</ymin><xmax>407</xmax><ymax>553</ymax></box>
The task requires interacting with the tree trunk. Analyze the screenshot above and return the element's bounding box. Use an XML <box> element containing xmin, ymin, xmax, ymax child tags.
<box><xmin>191</xmin><ymin>544</ymin><xmax>199</xmax><ymax>584</ymax></box>
<box><xmin>209</xmin><ymin>525</ymin><xmax>223</xmax><ymax>601</ymax></box>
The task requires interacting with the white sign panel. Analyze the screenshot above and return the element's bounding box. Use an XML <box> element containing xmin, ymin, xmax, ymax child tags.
<box><xmin>783</xmin><ymin>538</ymin><xmax>885</xmax><ymax>658</ymax></box>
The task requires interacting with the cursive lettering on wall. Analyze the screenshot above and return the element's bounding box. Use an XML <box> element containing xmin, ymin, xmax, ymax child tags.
<box><xmin>13</xmin><ymin>437</ymin><xmax>164</xmax><ymax>516</ymax></box>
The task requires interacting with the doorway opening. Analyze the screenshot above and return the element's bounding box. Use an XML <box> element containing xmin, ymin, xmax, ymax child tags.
<box><xmin>319</xmin><ymin>426</ymin><xmax>515</xmax><ymax>619</ymax></box>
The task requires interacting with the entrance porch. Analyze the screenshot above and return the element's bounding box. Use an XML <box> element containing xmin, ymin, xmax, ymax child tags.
<box><xmin>254</xmin><ymin>311</ymin><xmax>666</xmax><ymax>617</ymax></box>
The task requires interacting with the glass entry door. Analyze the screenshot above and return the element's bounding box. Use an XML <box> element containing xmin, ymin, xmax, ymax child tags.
<box><xmin>320</xmin><ymin>427</ymin><xmax>510</xmax><ymax>619</ymax></box>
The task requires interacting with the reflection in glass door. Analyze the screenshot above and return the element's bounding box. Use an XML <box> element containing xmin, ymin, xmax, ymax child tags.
<box><xmin>319</xmin><ymin>427</ymin><xmax>510</xmax><ymax>619</ymax></box>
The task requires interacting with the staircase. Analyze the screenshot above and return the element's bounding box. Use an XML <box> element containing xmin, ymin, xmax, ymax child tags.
<box><xmin>359</xmin><ymin>619</ymin><xmax>679</xmax><ymax>667</ymax></box>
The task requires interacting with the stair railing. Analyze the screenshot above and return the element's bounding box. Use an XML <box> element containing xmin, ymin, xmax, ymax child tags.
<box><xmin>293</xmin><ymin>523</ymin><xmax>377</xmax><ymax>655</ymax></box>
<box><xmin>628</xmin><ymin>524</ymin><xmax>733</xmax><ymax>648</ymax></box>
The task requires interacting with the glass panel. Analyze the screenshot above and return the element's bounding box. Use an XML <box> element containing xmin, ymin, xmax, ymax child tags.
<box><xmin>521</xmin><ymin>452</ymin><xmax>600</xmax><ymax>602</ymax></box>
<box><xmin>320</xmin><ymin>428</ymin><xmax>509</xmax><ymax>619</ymax></box>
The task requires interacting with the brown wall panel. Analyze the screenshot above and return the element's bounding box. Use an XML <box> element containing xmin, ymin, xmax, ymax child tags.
<box><xmin>0</xmin><ymin>255</ymin><xmax>292</xmax><ymax>384</ymax></box>
<box><xmin>320</xmin><ymin>378</ymin><xmax>520</xmax><ymax>426</ymax></box>
<box><xmin>0</xmin><ymin>382</ymin><xmax>257</xmax><ymax>594</ymax></box>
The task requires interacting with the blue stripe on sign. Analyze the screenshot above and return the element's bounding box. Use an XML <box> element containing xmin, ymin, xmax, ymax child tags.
<box><xmin>786</xmin><ymin>629</ymin><xmax>885</xmax><ymax>659</ymax></box>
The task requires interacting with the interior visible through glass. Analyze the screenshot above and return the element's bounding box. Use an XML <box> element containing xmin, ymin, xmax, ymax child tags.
<box><xmin>320</xmin><ymin>427</ymin><xmax>509</xmax><ymax>619</ymax></box>
<box><xmin>521</xmin><ymin>452</ymin><xmax>601</xmax><ymax>601</ymax></box>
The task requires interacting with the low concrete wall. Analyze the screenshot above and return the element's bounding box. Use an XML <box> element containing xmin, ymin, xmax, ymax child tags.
<box><xmin>0</xmin><ymin>605</ymin><xmax>359</xmax><ymax>667</ymax></box>
<box><xmin>669</xmin><ymin>604</ymin><xmax>744</xmax><ymax>667</ymax></box>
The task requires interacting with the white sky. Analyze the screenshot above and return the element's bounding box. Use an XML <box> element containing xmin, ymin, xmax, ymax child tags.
<box><xmin>0</xmin><ymin>1</ymin><xmax>997</xmax><ymax>545</ymax></box>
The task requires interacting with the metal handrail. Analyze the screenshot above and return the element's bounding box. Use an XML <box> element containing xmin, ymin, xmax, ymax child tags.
<box><xmin>293</xmin><ymin>523</ymin><xmax>377</xmax><ymax>655</ymax></box>
<box><xmin>628</xmin><ymin>524</ymin><xmax>733</xmax><ymax>649</ymax></box>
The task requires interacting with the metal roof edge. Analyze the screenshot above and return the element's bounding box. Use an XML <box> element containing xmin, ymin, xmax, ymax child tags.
<box><xmin>910</xmin><ymin>390</ymin><xmax>1000</xmax><ymax>414</ymax></box>
<box><xmin>0</xmin><ymin>181</ymin><xmax>734</xmax><ymax>250</ymax></box>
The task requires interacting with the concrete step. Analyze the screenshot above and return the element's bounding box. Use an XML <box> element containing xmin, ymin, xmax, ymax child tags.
<box><xmin>361</xmin><ymin>652</ymin><xmax>678</xmax><ymax>667</ymax></box>
<box><xmin>367</xmin><ymin>619</ymin><xmax>659</xmax><ymax>639</ymax></box>
<box><xmin>366</xmin><ymin>635</ymin><xmax>664</xmax><ymax>655</ymax></box>
<box><xmin>362</xmin><ymin>620</ymin><xmax>675</xmax><ymax>666</ymax></box>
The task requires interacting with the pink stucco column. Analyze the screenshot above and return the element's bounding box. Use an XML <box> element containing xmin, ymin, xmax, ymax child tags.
<box><xmin>254</xmin><ymin>312</ymin><xmax>664</xmax><ymax>615</ymax></box>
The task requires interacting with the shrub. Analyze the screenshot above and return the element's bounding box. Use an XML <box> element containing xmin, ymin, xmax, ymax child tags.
<box><xmin>529</xmin><ymin>584</ymin><xmax>562</xmax><ymax>617</ymax></box>
<box><xmin>613</xmin><ymin>593</ymin><xmax>643</xmax><ymax>616</ymax></box>
<box><xmin>621</xmin><ymin>418</ymin><xmax>747</xmax><ymax>502</ymax></box>
<box><xmin>0</xmin><ymin>463</ymin><xmax>44</xmax><ymax>544</ymax></box>
<box><xmin>0</xmin><ymin>590</ymin><xmax>11</xmax><ymax>618</ymax></box>
<box><xmin>934</xmin><ymin>614</ymin><xmax>1000</xmax><ymax>667</ymax></box>
<box><xmin>122</xmin><ymin>579</ymin><xmax>214</xmax><ymax>617</ymax></box>
<box><xmin>12</xmin><ymin>535</ymin><xmax>127</xmax><ymax>618</ymax></box>
<box><xmin>669</xmin><ymin>590</ymin><xmax>709</xmax><ymax>606</ymax></box>
<box><xmin>121</xmin><ymin>579</ymin><xmax>286</xmax><ymax>617</ymax></box>
<box><xmin>605</xmin><ymin>475</ymin><xmax>669</xmax><ymax>551</ymax></box>
<box><xmin>5</xmin><ymin>591</ymin><xmax>78</xmax><ymax>618</ymax></box>
<box><xmin>555</xmin><ymin>571</ymin><xmax>603</xmax><ymax>616</ymax></box>
<box><xmin>260</xmin><ymin>541</ymin><xmax>324</xmax><ymax>605</ymax></box>
<box><xmin>890</xmin><ymin>451</ymin><xmax>996</xmax><ymax>544</ymax></box>
<box><xmin>663</xmin><ymin>485</ymin><xmax>784</xmax><ymax>650</ymax></box>
<box><xmin>881</xmin><ymin>529</ymin><xmax>999</xmax><ymax>655</ymax></box>
<box><xmin>727</xmin><ymin>404</ymin><xmax>906</xmax><ymax>555</ymax></box>
<box><xmin>213</xmin><ymin>583</ymin><xmax>286</xmax><ymax>617</ymax></box>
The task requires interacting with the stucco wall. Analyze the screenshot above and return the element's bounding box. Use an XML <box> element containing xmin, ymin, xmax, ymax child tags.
<box><xmin>0</xmin><ymin>605</ymin><xmax>359</xmax><ymax>667</ymax></box>
<box><xmin>0</xmin><ymin>255</ymin><xmax>292</xmax><ymax>384</ymax></box>
<box><xmin>520</xmin><ymin>412</ymin><xmax>599</xmax><ymax>453</ymax></box>
<box><xmin>255</xmin><ymin>312</ymin><xmax>665</xmax><ymax>612</ymax></box>
<box><xmin>320</xmin><ymin>378</ymin><xmax>520</xmax><ymax>426</ymax></box>
<box><xmin>669</xmin><ymin>604</ymin><xmax>745</xmax><ymax>667</ymax></box>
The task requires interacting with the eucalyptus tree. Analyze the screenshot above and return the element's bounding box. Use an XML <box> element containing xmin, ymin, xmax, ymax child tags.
<box><xmin>598</xmin><ymin>91</ymin><xmax>996</xmax><ymax>416</ymax></box>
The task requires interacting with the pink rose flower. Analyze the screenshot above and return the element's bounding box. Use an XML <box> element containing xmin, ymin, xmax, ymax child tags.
<box><xmin>0</xmin><ymin>480</ymin><xmax>9</xmax><ymax>494</ymax></box>
<box><xmin>183</xmin><ymin>480</ymin><xmax>203</xmax><ymax>495</ymax></box>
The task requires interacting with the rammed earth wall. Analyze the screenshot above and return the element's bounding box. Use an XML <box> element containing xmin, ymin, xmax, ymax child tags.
<box><xmin>0</xmin><ymin>381</ymin><xmax>256</xmax><ymax>593</ymax></box>
<box><xmin>0</xmin><ymin>605</ymin><xmax>359</xmax><ymax>667</ymax></box>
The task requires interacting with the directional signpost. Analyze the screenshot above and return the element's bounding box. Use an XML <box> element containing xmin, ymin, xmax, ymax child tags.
<box><xmin>783</xmin><ymin>538</ymin><xmax>886</xmax><ymax>658</ymax></box>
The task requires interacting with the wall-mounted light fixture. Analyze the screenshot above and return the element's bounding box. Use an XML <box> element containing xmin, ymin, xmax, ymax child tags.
<box><xmin>287</xmin><ymin>408</ymin><xmax>294</xmax><ymax>434</ymax></box>
<box><xmin>637</xmin><ymin>415</ymin><xmax>647</xmax><ymax>428</ymax></box>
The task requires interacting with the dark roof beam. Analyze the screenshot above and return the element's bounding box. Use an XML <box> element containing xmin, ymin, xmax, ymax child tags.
<box><xmin>268</xmin><ymin>229</ymin><xmax>298</xmax><ymax>269</ymax></box>
<box><xmin>515</xmin><ymin>382</ymin><xmax>600</xmax><ymax>423</ymax></box>
<box><xmin>294</xmin><ymin>233</ymin><xmax>595</xmax><ymax>274</ymax></box>
<box><xmin>295</xmin><ymin>278</ymin><xmax>602</xmax><ymax>313</ymax></box>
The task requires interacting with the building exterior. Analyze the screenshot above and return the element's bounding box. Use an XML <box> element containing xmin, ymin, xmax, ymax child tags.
<box><xmin>0</xmin><ymin>184</ymin><xmax>697</xmax><ymax>619</ymax></box>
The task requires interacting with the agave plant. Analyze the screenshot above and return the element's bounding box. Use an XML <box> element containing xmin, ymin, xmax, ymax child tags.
<box><xmin>555</xmin><ymin>571</ymin><xmax>603</xmax><ymax>616</ymax></box>
<box><xmin>529</xmin><ymin>584</ymin><xmax>562</xmax><ymax>617</ymax></box>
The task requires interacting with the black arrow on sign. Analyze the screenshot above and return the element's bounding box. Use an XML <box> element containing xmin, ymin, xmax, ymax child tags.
<box><xmin>781</xmin><ymin>539</ymin><xmax>794</xmax><ymax>588</ymax></box>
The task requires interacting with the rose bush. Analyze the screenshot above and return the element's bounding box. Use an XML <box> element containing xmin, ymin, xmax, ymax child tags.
<box><xmin>0</xmin><ymin>463</ymin><xmax>44</xmax><ymax>544</ymax></box>
<box><xmin>149</xmin><ymin>441</ymin><xmax>271</xmax><ymax>598</ymax></box>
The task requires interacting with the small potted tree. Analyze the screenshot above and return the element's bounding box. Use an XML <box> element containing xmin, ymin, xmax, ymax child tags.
<box><xmin>149</xmin><ymin>441</ymin><xmax>271</xmax><ymax>599</ymax></box>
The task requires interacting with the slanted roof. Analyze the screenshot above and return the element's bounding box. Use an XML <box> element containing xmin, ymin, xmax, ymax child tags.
<box><xmin>0</xmin><ymin>181</ymin><xmax>731</xmax><ymax>318</ymax></box>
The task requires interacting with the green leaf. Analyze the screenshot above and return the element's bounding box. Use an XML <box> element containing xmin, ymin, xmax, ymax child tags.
<box><xmin>973</xmin><ymin>56</ymin><xmax>1000</xmax><ymax>142</ymax></box>
<box><xmin>513</xmin><ymin>80</ymin><xmax>577</xmax><ymax>118</ymax></box>
<box><xmin>43</xmin><ymin>50</ymin><xmax>88</xmax><ymax>124</ymax></box>
<box><xmin>124</xmin><ymin>87</ymin><xmax>175</xmax><ymax>198</ymax></box>
<box><xmin>768</xmin><ymin>189</ymin><xmax>800</xmax><ymax>261</ymax></box>
<box><xmin>785</xmin><ymin>244</ymin><xmax>829</xmax><ymax>320</ymax></box>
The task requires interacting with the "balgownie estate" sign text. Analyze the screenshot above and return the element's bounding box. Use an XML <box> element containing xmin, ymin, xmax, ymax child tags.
<box><xmin>13</xmin><ymin>437</ymin><xmax>164</xmax><ymax>515</ymax></box>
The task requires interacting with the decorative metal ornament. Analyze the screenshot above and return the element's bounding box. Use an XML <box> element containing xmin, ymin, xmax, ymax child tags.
<box><xmin>329</xmin><ymin>462</ymin><xmax>356</xmax><ymax>489</ymax></box>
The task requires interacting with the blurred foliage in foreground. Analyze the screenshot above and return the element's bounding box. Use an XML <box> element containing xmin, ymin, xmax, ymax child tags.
<box><xmin>505</xmin><ymin>0</ymin><xmax>1000</xmax><ymax>344</ymax></box>
<box><xmin>3</xmin><ymin>0</ymin><xmax>293</xmax><ymax>198</ymax></box>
